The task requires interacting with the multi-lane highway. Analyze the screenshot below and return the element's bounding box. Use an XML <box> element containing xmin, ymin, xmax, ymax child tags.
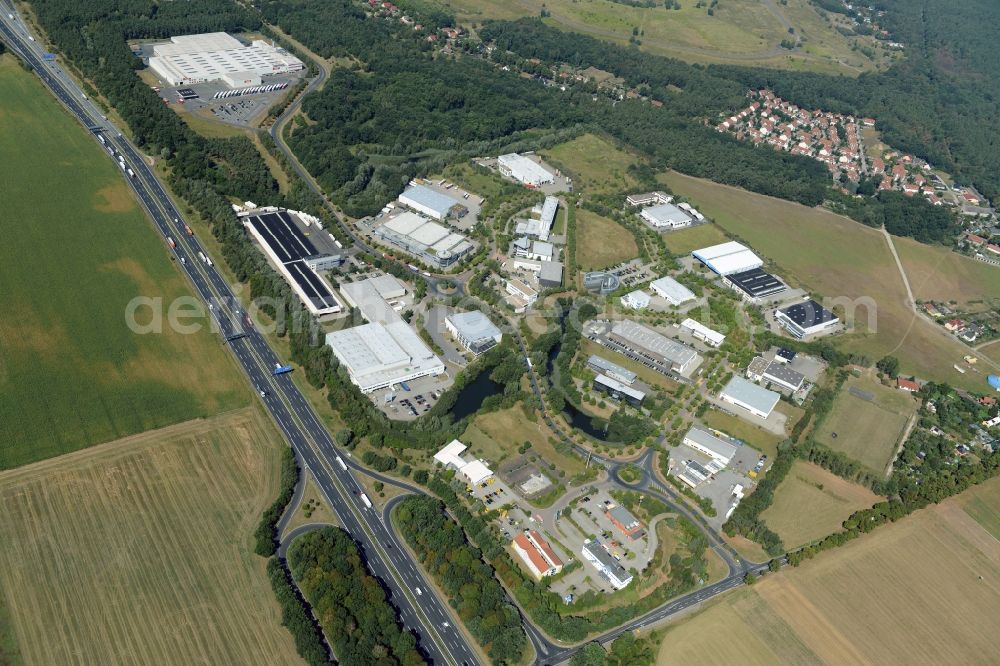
<box><xmin>0</xmin><ymin>10</ymin><xmax>479</xmax><ymax>666</ymax></box>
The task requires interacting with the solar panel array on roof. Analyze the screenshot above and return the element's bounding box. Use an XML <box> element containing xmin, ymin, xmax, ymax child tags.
<box><xmin>245</xmin><ymin>211</ymin><xmax>317</xmax><ymax>263</ymax></box>
<box><xmin>726</xmin><ymin>268</ymin><xmax>786</xmax><ymax>299</ymax></box>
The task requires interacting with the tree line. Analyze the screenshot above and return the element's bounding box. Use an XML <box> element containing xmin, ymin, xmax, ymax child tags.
<box><xmin>287</xmin><ymin>527</ymin><xmax>426</xmax><ymax>666</ymax></box>
<box><xmin>394</xmin><ymin>495</ymin><xmax>527</xmax><ymax>664</ymax></box>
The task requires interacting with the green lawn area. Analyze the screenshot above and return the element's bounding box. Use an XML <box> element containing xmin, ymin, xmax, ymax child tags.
<box><xmin>579</xmin><ymin>339</ymin><xmax>679</xmax><ymax>392</ymax></box>
<box><xmin>660</xmin><ymin>170</ymin><xmax>984</xmax><ymax>391</ymax></box>
<box><xmin>542</xmin><ymin>133</ymin><xmax>641</xmax><ymax>195</ymax></box>
<box><xmin>761</xmin><ymin>461</ymin><xmax>880</xmax><ymax>549</ymax></box>
<box><xmin>958</xmin><ymin>475</ymin><xmax>1000</xmax><ymax>541</ymax></box>
<box><xmin>446</xmin><ymin>0</ymin><xmax>885</xmax><ymax>73</ymax></box>
<box><xmin>701</xmin><ymin>408</ymin><xmax>783</xmax><ymax>459</ymax></box>
<box><xmin>0</xmin><ymin>55</ymin><xmax>247</xmax><ymax>469</ymax></box>
<box><xmin>576</xmin><ymin>209</ymin><xmax>639</xmax><ymax>270</ymax></box>
<box><xmin>894</xmin><ymin>235</ymin><xmax>1000</xmax><ymax>306</ymax></box>
<box><xmin>813</xmin><ymin>376</ymin><xmax>916</xmax><ymax>473</ymax></box>
<box><xmin>662</xmin><ymin>224</ymin><xmax>730</xmax><ymax>256</ymax></box>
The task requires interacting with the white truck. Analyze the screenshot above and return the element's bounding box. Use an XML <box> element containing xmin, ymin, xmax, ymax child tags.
<box><xmin>336</xmin><ymin>456</ymin><xmax>347</xmax><ymax>471</ymax></box>
<box><xmin>360</xmin><ymin>493</ymin><xmax>373</xmax><ymax>509</ymax></box>
<box><xmin>197</xmin><ymin>251</ymin><xmax>213</xmax><ymax>266</ymax></box>
<box><xmin>127</xmin><ymin>168</ymin><xmax>135</xmax><ymax>178</ymax></box>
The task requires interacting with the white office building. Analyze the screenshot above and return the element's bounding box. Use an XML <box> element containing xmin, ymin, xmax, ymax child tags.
<box><xmin>498</xmin><ymin>153</ymin><xmax>555</xmax><ymax>187</ymax></box>
<box><xmin>640</xmin><ymin>202</ymin><xmax>692</xmax><ymax>230</ymax></box>
<box><xmin>680</xmin><ymin>318</ymin><xmax>725</xmax><ymax>348</ymax></box>
<box><xmin>620</xmin><ymin>290</ymin><xmax>651</xmax><ymax>310</ymax></box>
<box><xmin>650</xmin><ymin>276</ymin><xmax>696</xmax><ymax>305</ymax></box>
<box><xmin>148</xmin><ymin>32</ymin><xmax>304</xmax><ymax>87</ymax></box>
<box><xmin>445</xmin><ymin>310</ymin><xmax>502</xmax><ymax>355</ymax></box>
<box><xmin>582</xmin><ymin>540</ymin><xmax>633</xmax><ymax>590</ymax></box>
<box><xmin>433</xmin><ymin>440</ymin><xmax>494</xmax><ymax>484</ymax></box>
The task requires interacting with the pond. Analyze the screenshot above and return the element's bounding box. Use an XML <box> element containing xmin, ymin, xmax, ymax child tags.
<box><xmin>448</xmin><ymin>369</ymin><xmax>503</xmax><ymax>422</ymax></box>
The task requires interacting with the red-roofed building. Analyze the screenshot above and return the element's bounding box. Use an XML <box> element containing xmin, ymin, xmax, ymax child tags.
<box><xmin>862</xmin><ymin>117</ymin><xmax>876</xmax><ymax>126</ymax></box>
<box><xmin>512</xmin><ymin>531</ymin><xmax>563</xmax><ymax>579</ymax></box>
<box><xmin>966</xmin><ymin>234</ymin><xmax>987</xmax><ymax>246</ymax></box>
<box><xmin>945</xmin><ymin>319</ymin><xmax>965</xmax><ymax>331</ymax></box>
<box><xmin>897</xmin><ymin>378</ymin><xmax>920</xmax><ymax>392</ymax></box>
<box><xmin>988</xmin><ymin>244</ymin><xmax>1000</xmax><ymax>255</ymax></box>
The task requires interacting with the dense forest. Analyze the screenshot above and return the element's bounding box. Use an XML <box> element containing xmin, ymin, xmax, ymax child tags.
<box><xmin>394</xmin><ymin>496</ymin><xmax>527</xmax><ymax>664</ymax></box>
<box><xmin>287</xmin><ymin>527</ymin><xmax>426</xmax><ymax>666</ymax></box>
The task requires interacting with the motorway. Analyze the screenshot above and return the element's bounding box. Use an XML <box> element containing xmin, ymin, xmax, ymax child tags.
<box><xmin>0</xmin><ymin>9</ymin><xmax>479</xmax><ymax>666</ymax></box>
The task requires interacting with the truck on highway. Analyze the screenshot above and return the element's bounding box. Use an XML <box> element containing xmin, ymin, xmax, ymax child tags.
<box><xmin>184</xmin><ymin>224</ymin><xmax>193</xmax><ymax>236</ymax></box>
<box><xmin>197</xmin><ymin>251</ymin><xmax>211</xmax><ymax>265</ymax></box>
<box><xmin>98</xmin><ymin>135</ymin><xmax>106</xmax><ymax>145</ymax></box>
<box><xmin>274</xmin><ymin>363</ymin><xmax>293</xmax><ymax>375</ymax></box>
<box><xmin>360</xmin><ymin>493</ymin><xmax>373</xmax><ymax>509</ymax></box>
<box><xmin>336</xmin><ymin>456</ymin><xmax>347</xmax><ymax>471</ymax></box>
<box><xmin>127</xmin><ymin>168</ymin><xmax>135</xmax><ymax>178</ymax></box>
<box><xmin>167</xmin><ymin>236</ymin><xmax>176</xmax><ymax>249</ymax></box>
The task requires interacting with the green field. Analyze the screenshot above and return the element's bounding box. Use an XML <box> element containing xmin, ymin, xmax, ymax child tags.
<box><xmin>0</xmin><ymin>409</ymin><xmax>301</xmax><ymax>666</ymax></box>
<box><xmin>814</xmin><ymin>376</ymin><xmax>915</xmax><ymax>473</ymax></box>
<box><xmin>894</xmin><ymin>235</ymin><xmax>1000</xmax><ymax>306</ymax></box>
<box><xmin>761</xmin><ymin>461</ymin><xmax>880</xmax><ymax>548</ymax></box>
<box><xmin>661</xmin><ymin>223</ymin><xmax>730</xmax><ymax>256</ymax></box>
<box><xmin>576</xmin><ymin>209</ymin><xmax>639</xmax><ymax>270</ymax></box>
<box><xmin>444</xmin><ymin>0</ymin><xmax>888</xmax><ymax>73</ymax></box>
<box><xmin>542</xmin><ymin>133</ymin><xmax>641</xmax><ymax>195</ymax></box>
<box><xmin>0</xmin><ymin>55</ymin><xmax>247</xmax><ymax>469</ymax></box>
<box><xmin>701</xmin><ymin>408</ymin><xmax>783</xmax><ymax>459</ymax></box>
<box><xmin>660</xmin><ymin>170</ymin><xmax>984</xmax><ymax>391</ymax></box>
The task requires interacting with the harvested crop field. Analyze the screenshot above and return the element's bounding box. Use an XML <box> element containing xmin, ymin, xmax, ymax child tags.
<box><xmin>0</xmin><ymin>409</ymin><xmax>301</xmax><ymax>666</ymax></box>
<box><xmin>659</xmin><ymin>481</ymin><xmax>1000</xmax><ymax>664</ymax></box>
<box><xmin>576</xmin><ymin>209</ymin><xmax>639</xmax><ymax>271</ymax></box>
<box><xmin>761</xmin><ymin>461</ymin><xmax>880</xmax><ymax>548</ymax></box>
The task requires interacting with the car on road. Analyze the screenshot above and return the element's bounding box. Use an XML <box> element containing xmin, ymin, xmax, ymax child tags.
<box><xmin>415</xmin><ymin>587</ymin><xmax>422</xmax><ymax>596</ymax></box>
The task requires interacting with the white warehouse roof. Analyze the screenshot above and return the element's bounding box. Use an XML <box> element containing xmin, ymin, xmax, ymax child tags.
<box><xmin>398</xmin><ymin>184</ymin><xmax>461</xmax><ymax>219</ymax></box>
<box><xmin>641</xmin><ymin>202</ymin><xmax>692</xmax><ymax>228</ymax></box>
<box><xmin>683</xmin><ymin>427</ymin><xmax>738</xmax><ymax>464</ymax></box>
<box><xmin>498</xmin><ymin>153</ymin><xmax>555</xmax><ymax>186</ymax></box>
<box><xmin>681</xmin><ymin>318</ymin><xmax>726</xmax><ymax>347</ymax></box>
<box><xmin>692</xmin><ymin>241</ymin><xmax>763</xmax><ymax>276</ymax></box>
<box><xmin>148</xmin><ymin>32</ymin><xmax>303</xmax><ymax>87</ymax></box>
<box><xmin>434</xmin><ymin>440</ymin><xmax>468</xmax><ymax>469</ymax></box>
<box><xmin>650</xmin><ymin>276</ymin><xmax>696</xmax><ymax>305</ymax></box>
<box><xmin>720</xmin><ymin>376</ymin><xmax>780</xmax><ymax>418</ymax></box>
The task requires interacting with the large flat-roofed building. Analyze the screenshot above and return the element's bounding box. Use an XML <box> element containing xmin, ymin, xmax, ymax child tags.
<box><xmin>512</xmin><ymin>236</ymin><xmax>555</xmax><ymax>262</ymax></box>
<box><xmin>397</xmin><ymin>184</ymin><xmax>464</xmax><ymax>221</ymax></box>
<box><xmin>720</xmin><ymin>376</ymin><xmax>780</xmax><ymax>419</ymax></box>
<box><xmin>445</xmin><ymin>310</ymin><xmax>502</xmax><ymax>355</ymax></box>
<box><xmin>325</xmin><ymin>322</ymin><xmax>445</xmax><ymax>393</ymax></box>
<box><xmin>242</xmin><ymin>209</ymin><xmax>343</xmax><ymax>316</ymax></box>
<box><xmin>148</xmin><ymin>32</ymin><xmax>304</xmax><ymax>87</ymax></box>
<box><xmin>776</xmin><ymin>299</ymin><xmax>840</xmax><ymax>339</ymax></box>
<box><xmin>587</xmin><ymin>355</ymin><xmax>637</xmax><ymax>385</ymax></box>
<box><xmin>680</xmin><ymin>318</ymin><xmax>725</xmax><ymax>348</ymax></box>
<box><xmin>725</xmin><ymin>268</ymin><xmax>786</xmax><ymax>301</ymax></box>
<box><xmin>513</xmin><ymin>531</ymin><xmax>564</xmax><ymax>579</ymax></box>
<box><xmin>498</xmin><ymin>153</ymin><xmax>555</xmax><ymax>187</ymax></box>
<box><xmin>328</xmin><ymin>278</ymin><xmax>444</xmax><ymax>392</ymax></box>
<box><xmin>538</xmin><ymin>260</ymin><xmax>564</xmax><ymax>288</ymax></box>
<box><xmin>607</xmin><ymin>319</ymin><xmax>700</xmax><ymax>376</ymax></box>
<box><xmin>693</xmin><ymin>241</ymin><xmax>764</xmax><ymax>276</ymax></box>
<box><xmin>640</xmin><ymin>202</ymin><xmax>692</xmax><ymax>230</ymax></box>
<box><xmin>594</xmin><ymin>374</ymin><xmax>645</xmax><ymax>407</ymax></box>
<box><xmin>582</xmin><ymin>540</ymin><xmax>633</xmax><ymax>590</ymax></box>
<box><xmin>683</xmin><ymin>426</ymin><xmax>738</xmax><ymax>467</ymax></box>
<box><xmin>650</xmin><ymin>276</ymin><xmax>696</xmax><ymax>305</ymax></box>
<box><xmin>373</xmin><ymin>211</ymin><xmax>473</xmax><ymax>268</ymax></box>
<box><xmin>515</xmin><ymin>196</ymin><xmax>559</xmax><ymax>241</ymax></box>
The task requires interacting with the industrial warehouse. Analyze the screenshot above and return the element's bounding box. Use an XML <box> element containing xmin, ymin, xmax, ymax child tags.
<box><xmin>326</xmin><ymin>278</ymin><xmax>445</xmax><ymax>393</ymax></box>
<box><xmin>587</xmin><ymin>319</ymin><xmax>701</xmax><ymax>377</ymax></box>
<box><xmin>147</xmin><ymin>32</ymin><xmax>304</xmax><ymax>87</ymax></box>
<box><xmin>693</xmin><ymin>241</ymin><xmax>764</xmax><ymax>276</ymax></box>
<box><xmin>498</xmin><ymin>153</ymin><xmax>555</xmax><ymax>187</ymax></box>
<box><xmin>397</xmin><ymin>184</ymin><xmax>467</xmax><ymax>221</ymax></box>
<box><xmin>241</xmin><ymin>208</ymin><xmax>343</xmax><ymax>316</ymax></box>
<box><xmin>515</xmin><ymin>196</ymin><xmax>559</xmax><ymax>240</ymax></box>
<box><xmin>373</xmin><ymin>211</ymin><xmax>474</xmax><ymax>268</ymax></box>
<box><xmin>724</xmin><ymin>267</ymin><xmax>786</xmax><ymax>301</ymax></box>
<box><xmin>776</xmin><ymin>299</ymin><xmax>840</xmax><ymax>339</ymax></box>
<box><xmin>719</xmin><ymin>376</ymin><xmax>780</xmax><ymax>419</ymax></box>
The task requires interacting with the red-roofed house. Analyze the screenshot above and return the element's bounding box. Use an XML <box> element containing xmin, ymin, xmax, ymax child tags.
<box><xmin>989</xmin><ymin>244</ymin><xmax>1000</xmax><ymax>256</ymax></box>
<box><xmin>966</xmin><ymin>234</ymin><xmax>987</xmax><ymax>246</ymax></box>
<box><xmin>512</xmin><ymin>531</ymin><xmax>563</xmax><ymax>579</ymax></box>
<box><xmin>897</xmin><ymin>378</ymin><xmax>920</xmax><ymax>392</ymax></box>
<box><xmin>945</xmin><ymin>319</ymin><xmax>965</xmax><ymax>331</ymax></box>
<box><xmin>862</xmin><ymin>117</ymin><xmax>876</xmax><ymax>126</ymax></box>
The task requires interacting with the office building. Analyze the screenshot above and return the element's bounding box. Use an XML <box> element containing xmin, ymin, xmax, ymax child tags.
<box><xmin>593</xmin><ymin>374</ymin><xmax>645</xmax><ymax>407</ymax></box>
<box><xmin>513</xmin><ymin>531</ymin><xmax>564</xmax><ymax>579</ymax></box>
<box><xmin>445</xmin><ymin>310</ymin><xmax>502</xmax><ymax>355</ymax></box>
<box><xmin>640</xmin><ymin>202</ymin><xmax>692</xmax><ymax>230</ymax></box>
<box><xmin>649</xmin><ymin>276</ymin><xmax>696</xmax><ymax>305</ymax></box>
<box><xmin>582</xmin><ymin>540</ymin><xmax>633</xmax><ymax>591</ymax></box>
<box><xmin>620</xmin><ymin>290</ymin><xmax>651</xmax><ymax>310</ymax></box>
<box><xmin>587</xmin><ymin>355</ymin><xmax>637</xmax><ymax>385</ymax></box>
<box><xmin>607</xmin><ymin>319</ymin><xmax>700</xmax><ymax>376</ymax></box>
<box><xmin>680</xmin><ymin>318</ymin><xmax>725</xmax><ymax>348</ymax></box>
<box><xmin>682</xmin><ymin>427</ymin><xmax>738</xmax><ymax>467</ymax></box>
<box><xmin>719</xmin><ymin>376</ymin><xmax>780</xmax><ymax>419</ymax></box>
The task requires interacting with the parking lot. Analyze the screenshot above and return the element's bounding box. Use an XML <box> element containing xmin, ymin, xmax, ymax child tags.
<box><xmin>374</xmin><ymin>371</ymin><xmax>455</xmax><ymax>420</ymax></box>
<box><xmin>608</xmin><ymin>259</ymin><xmax>655</xmax><ymax>289</ymax></box>
<box><xmin>548</xmin><ymin>489</ymin><xmax>655</xmax><ymax>597</ymax></box>
<box><xmin>665</xmin><ymin>439</ymin><xmax>762</xmax><ymax>530</ymax></box>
